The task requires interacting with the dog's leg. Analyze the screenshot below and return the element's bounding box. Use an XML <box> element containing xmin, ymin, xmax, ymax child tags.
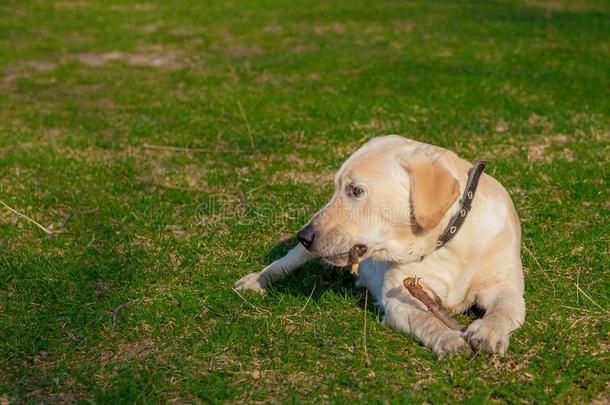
<box><xmin>384</xmin><ymin>293</ymin><xmax>471</xmax><ymax>358</ymax></box>
<box><xmin>462</xmin><ymin>287</ymin><xmax>525</xmax><ymax>355</ymax></box>
<box><xmin>234</xmin><ymin>243</ymin><xmax>316</xmax><ymax>293</ymax></box>
<box><xmin>382</xmin><ymin>282</ymin><xmax>471</xmax><ymax>358</ymax></box>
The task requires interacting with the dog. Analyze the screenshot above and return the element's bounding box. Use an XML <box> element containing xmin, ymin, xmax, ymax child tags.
<box><xmin>235</xmin><ymin>135</ymin><xmax>525</xmax><ymax>357</ymax></box>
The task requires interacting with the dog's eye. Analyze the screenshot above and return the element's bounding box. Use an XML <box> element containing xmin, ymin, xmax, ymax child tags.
<box><xmin>347</xmin><ymin>184</ymin><xmax>365</xmax><ymax>199</ymax></box>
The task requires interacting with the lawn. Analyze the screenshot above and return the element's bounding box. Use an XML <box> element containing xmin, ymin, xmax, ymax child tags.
<box><xmin>1</xmin><ymin>0</ymin><xmax>609</xmax><ymax>402</ymax></box>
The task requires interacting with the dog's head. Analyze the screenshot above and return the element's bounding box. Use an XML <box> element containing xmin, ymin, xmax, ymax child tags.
<box><xmin>297</xmin><ymin>135</ymin><xmax>460</xmax><ymax>266</ymax></box>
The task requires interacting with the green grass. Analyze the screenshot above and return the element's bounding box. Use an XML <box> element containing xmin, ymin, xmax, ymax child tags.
<box><xmin>1</xmin><ymin>0</ymin><xmax>609</xmax><ymax>402</ymax></box>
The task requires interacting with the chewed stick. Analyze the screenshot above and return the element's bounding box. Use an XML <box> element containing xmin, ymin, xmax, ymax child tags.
<box><xmin>348</xmin><ymin>245</ymin><xmax>360</xmax><ymax>275</ymax></box>
<box><xmin>403</xmin><ymin>277</ymin><xmax>464</xmax><ymax>332</ymax></box>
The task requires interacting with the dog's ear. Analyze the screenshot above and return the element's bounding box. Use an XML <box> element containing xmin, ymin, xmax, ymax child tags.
<box><xmin>401</xmin><ymin>155</ymin><xmax>459</xmax><ymax>230</ymax></box>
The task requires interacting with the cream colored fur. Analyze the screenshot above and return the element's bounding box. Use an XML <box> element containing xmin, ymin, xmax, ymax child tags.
<box><xmin>235</xmin><ymin>135</ymin><xmax>525</xmax><ymax>357</ymax></box>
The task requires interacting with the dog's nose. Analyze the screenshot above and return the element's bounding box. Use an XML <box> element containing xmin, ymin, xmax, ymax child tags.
<box><xmin>297</xmin><ymin>224</ymin><xmax>316</xmax><ymax>249</ymax></box>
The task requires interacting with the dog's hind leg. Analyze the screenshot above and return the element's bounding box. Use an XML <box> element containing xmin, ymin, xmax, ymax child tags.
<box><xmin>234</xmin><ymin>243</ymin><xmax>316</xmax><ymax>293</ymax></box>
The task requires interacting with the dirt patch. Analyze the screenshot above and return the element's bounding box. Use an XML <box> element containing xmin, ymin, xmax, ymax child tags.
<box><xmin>495</xmin><ymin>120</ymin><xmax>509</xmax><ymax>133</ymax></box>
<box><xmin>137</xmin><ymin>22</ymin><xmax>159</xmax><ymax>33</ymax></box>
<box><xmin>183</xmin><ymin>164</ymin><xmax>207</xmax><ymax>188</ymax></box>
<box><xmin>392</xmin><ymin>20</ymin><xmax>413</xmax><ymax>33</ymax></box>
<box><xmin>291</xmin><ymin>44</ymin><xmax>317</xmax><ymax>54</ymax></box>
<box><xmin>313</xmin><ymin>23</ymin><xmax>346</xmax><ymax>35</ymax></box>
<box><xmin>526</xmin><ymin>134</ymin><xmax>573</xmax><ymax>162</ymax></box>
<box><xmin>170</xmin><ymin>27</ymin><xmax>199</xmax><ymax>37</ymax></box>
<box><xmin>108</xmin><ymin>3</ymin><xmax>155</xmax><ymax>12</ymax></box>
<box><xmin>242</xmin><ymin>153</ymin><xmax>335</xmax><ymax>186</ymax></box>
<box><xmin>591</xmin><ymin>392</ymin><xmax>610</xmax><ymax>405</ymax></box>
<box><xmin>255</xmin><ymin>152</ymin><xmax>318</xmax><ymax>168</ymax></box>
<box><xmin>1</xmin><ymin>72</ymin><xmax>21</xmax><ymax>86</ymax></box>
<box><xmin>271</xmin><ymin>170</ymin><xmax>334</xmax><ymax>185</ymax></box>
<box><xmin>75</xmin><ymin>50</ymin><xmax>182</xmax><ymax>69</ymax></box>
<box><xmin>263</xmin><ymin>23</ymin><xmax>283</xmax><ymax>33</ymax></box>
<box><xmin>23</xmin><ymin>391</ymin><xmax>81</xmax><ymax>404</ymax></box>
<box><xmin>22</xmin><ymin>61</ymin><xmax>58</xmax><ymax>71</ymax></box>
<box><xmin>14</xmin><ymin>350</ymin><xmax>85</xmax><ymax>403</ymax></box>
<box><xmin>137</xmin><ymin>154</ymin><xmax>223</xmax><ymax>194</ymax></box>
<box><xmin>56</xmin><ymin>146</ymin><xmax>135</xmax><ymax>162</ymax></box>
<box><xmin>2</xmin><ymin>60</ymin><xmax>58</xmax><ymax>87</ymax></box>
<box><xmin>485</xmin><ymin>133</ymin><xmax>575</xmax><ymax>163</ymax></box>
<box><xmin>526</xmin><ymin>113</ymin><xmax>555</xmax><ymax>130</ymax></box>
<box><xmin>350</xmin><ymin>118</ymin><xmax>401</xmax><ymax>133</ymax></box>
<box><xmin>221</xmin><ymin>45</ymin><xmax>263</xmax><ymax>57</ymax></box>
<box><xmin>524</xmin><ymin>0</ymin><xmax>608</xmax><ymax>12</ymax></box>
<box><xmin>53</xmin><ymin>1</ymin><xmax>93</xmax><ymax>9</ymax></box>
<box><xmin>100</xmin><ymin>337</ymin><xmax>155</xmax><ymax>364</ymax></box>
<box><xmin>255</xmin><ymin>71</ymin><xmax>281</xmax><ymax>86</ymax></box>
<box><xmin>526</xmin><ymin>144</ymin><xmax>545</xmax><ymax>161</ymax></box>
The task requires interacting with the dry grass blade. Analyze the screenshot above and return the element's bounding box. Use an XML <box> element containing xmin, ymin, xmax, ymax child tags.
<box><xmin>0</xmin><ymin>199</ymin><xmax>56</xmax><ymax>235</ymax></box>
<box><xmin>143</xmin><ymin>143</ymin><xmax>236</xmax><ymax>153</ymax></box>
<box><xmin>231</xmin><ymin>288</ymin><xmax>271</xmax><ymax>314</ymax></box>
<box><xmin>574</xmin><ymin>283</ymin><xmax>609</xmax><ymax>314</ymax></box>
<box><xmin>237</xmin><ymin>100</ymin><xmax>255</xmax><ymax>149</ymax></box>
<box><xmin>290</xmin><ymin>285</ymin><xmax>316</xmax><ymax>317</ymax></box>
<box><xmin>363</xmin><ymin>289</ymin><xmax>371</xmax><ymax>367</ymax></box>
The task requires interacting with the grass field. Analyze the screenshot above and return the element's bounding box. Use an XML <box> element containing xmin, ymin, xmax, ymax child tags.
<box><xmin>1</xmin><ymin>0</ymin><xmax>609</xmax><ymax>402</ymax></box>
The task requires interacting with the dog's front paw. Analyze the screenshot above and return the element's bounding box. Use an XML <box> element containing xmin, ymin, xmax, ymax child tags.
<box><xmin>462</xmin><ymin>319</ymin><xmax>509</xmax><ymax>355</ymax></box>
<box><xmin>234</xmin><ymin>272</ymin><xmax>268</xmax><ymax>293</ymax></box>
<box><xmin>433</xmin><ymin>330</ymin><xmax>472</xmax><ymax>359</ymax></box>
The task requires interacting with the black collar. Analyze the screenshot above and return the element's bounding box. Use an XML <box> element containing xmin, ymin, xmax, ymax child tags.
<box><xmin>435</xmin><ymin>160</ymin><xmax>487</xmax><ymax>250</ymax></box>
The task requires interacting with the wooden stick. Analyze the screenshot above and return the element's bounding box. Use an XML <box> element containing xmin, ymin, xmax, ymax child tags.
<box><xmin>403</xmin><ymin>277</ymin><xmax>464</xmax><ymax>332</ymax></box>
<box><xmin>349</xmin><ymin>245</ymin><xmax>360</xmax><ymax>275</ymax></box>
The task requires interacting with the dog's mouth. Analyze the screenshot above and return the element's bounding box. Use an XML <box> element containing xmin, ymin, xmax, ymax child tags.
<box><xmin>323</xmin><ymin>244</ymin><xmax>368</xmax><ymax>267</ymax></box>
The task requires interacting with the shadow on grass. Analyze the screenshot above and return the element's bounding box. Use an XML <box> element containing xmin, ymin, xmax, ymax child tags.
<box><xmin>261</xmin><ymin>237</ymin><xmax>488</xmax><ymax>322</ymax></box>
<box><xmin>263</xmin><ymin>237</ymin><xmax>377</xmax><ymax>314</ymax></box>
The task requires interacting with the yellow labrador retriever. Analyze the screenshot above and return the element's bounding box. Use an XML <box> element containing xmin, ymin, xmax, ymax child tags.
<box><xmin>235</xmin><ymin>135</ymin><xmax>525</xmax><ymax>357</ymax></box>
